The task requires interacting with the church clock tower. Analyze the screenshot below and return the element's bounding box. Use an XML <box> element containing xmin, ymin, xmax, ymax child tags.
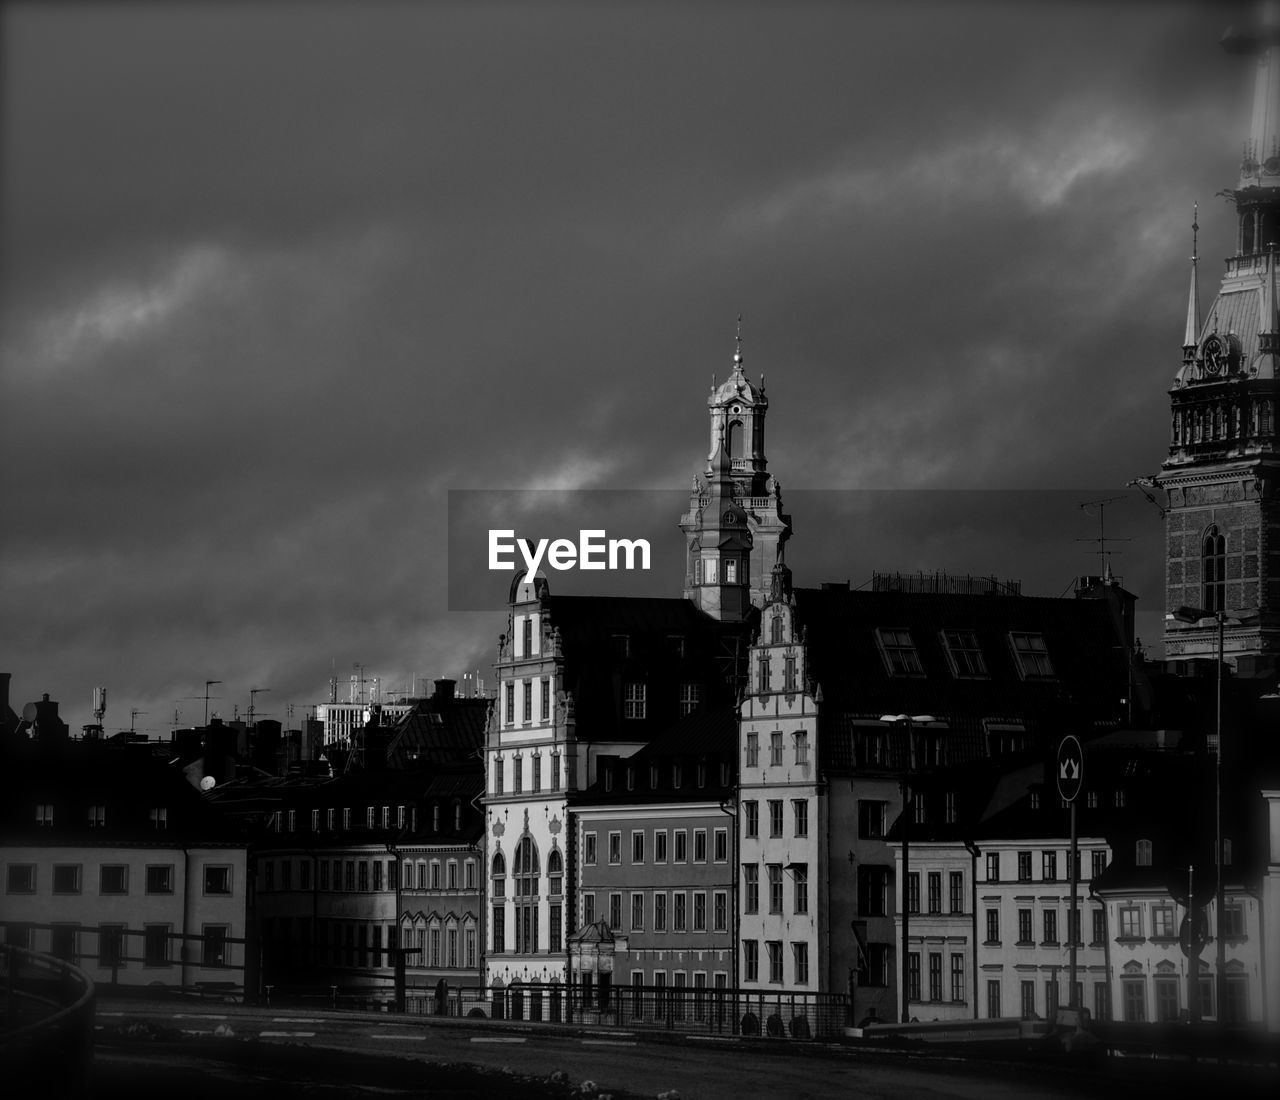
<box><xmin>680</xmin><ymin>322</ymin><xmax>792</xmax><ymax>620</ymax></box>
<box><xmin>1158</xmin><ymin>7</ymin><xmax>1280</xmax><ymax>670</ymax></box>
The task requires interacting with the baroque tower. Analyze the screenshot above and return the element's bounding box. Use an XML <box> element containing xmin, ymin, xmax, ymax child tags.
<box><xmin>679</xmin><ymin>323</ymin><xmax>792</xmax><ymax>620</ymax></box>
<box><xmin>1158</xmin><ymin>7</ymin><xmax>1280</xmax><ymax>670</ymax></box>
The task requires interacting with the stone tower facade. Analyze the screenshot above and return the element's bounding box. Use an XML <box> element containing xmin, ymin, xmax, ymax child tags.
<box><xmin>1158</xmin><ymin>10</ymin><xmax>1280</xmax><ymax>670</ymax></box>
<box><xmin>679</xmin><ymin>326</ymin><xmax>792</xmax><ymax>619</ymax></box>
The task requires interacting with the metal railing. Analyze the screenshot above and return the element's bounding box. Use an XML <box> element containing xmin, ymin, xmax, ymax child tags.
<box><xmin>0</xmin><ymin>944</ymin><xmax>95</xmax><ymax>1098</ymax></box>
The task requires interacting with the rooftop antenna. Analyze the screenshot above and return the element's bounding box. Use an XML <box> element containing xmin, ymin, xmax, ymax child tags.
<box><xmin>248</xmin><ymin>687</ymin><xmax>271</xmax><ymax>726</ymax></box>
<box><xmin>129</xmin><ymin>708</ymin><xmax>147</xmax><ymax>735</ymax></box>
<box><xmin>1076</xmin><ymin>496</ymin><xmax>1131</xmax><ymax>580</ymax></box>
<box><xmin>92</xmin><ymin>686</ymin><xmax>107</xmax><ymax>727</ymax></box>
<box><xmin>204</xmin><ymin>680</ymin><xmax>222</xmax><ymax>726</ymax></box>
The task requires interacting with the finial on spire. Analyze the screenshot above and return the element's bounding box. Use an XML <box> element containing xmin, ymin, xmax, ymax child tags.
<box><xmin>1184</xmin><ymin>202</ymin><xmax>1202</xmax><ymax>352</ymax></box>
<box><xmin>733</xmin><ymin>315</ymin><xmax>743</xmax><ymax>370</ymax></box>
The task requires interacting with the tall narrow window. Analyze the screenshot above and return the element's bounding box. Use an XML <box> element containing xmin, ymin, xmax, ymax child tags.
<box><xmin>514</xmin><ymin>836</ymin><xmax>540</xmax><ymax>954</ymax></box>
<box><xmin>1202</xmin><ymin>526</ymin><xmax>1226</xmax><ymax>613</ymax></box>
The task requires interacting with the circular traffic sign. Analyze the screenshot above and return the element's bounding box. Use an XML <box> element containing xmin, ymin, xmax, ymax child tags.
<box><xmin>1057</xmin><ymin>735</ymin><xmax>1083</xmax><ymax>803</ymax></box>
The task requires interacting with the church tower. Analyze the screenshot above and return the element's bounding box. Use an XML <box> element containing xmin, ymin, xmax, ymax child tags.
<box><xmin>679</xmin><ymin>322</ymin><xmax>792</xmax><ymax>619</ymax></box>
<box><xmin>1158</xmin><ymin>6</ymin><xmax>1280</xmax><ymax>670</ymax></box>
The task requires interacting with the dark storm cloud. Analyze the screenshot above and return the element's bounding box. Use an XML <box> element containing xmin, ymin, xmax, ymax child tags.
<box><xmin>0</xmin><ymin>1</ymin><xmax>1247</xmax><ymax>730</ymax></box>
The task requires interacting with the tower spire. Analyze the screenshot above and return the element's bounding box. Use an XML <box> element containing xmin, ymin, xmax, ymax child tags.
<box><xmin>1224</xmin><ymin>0</ymin><xmax>1280</xmax><ymax>184</ymax></box>
<box><xmin>732</xmin><ymin>314</ymin><xmax>744</xmax><ymax>374</ymax></box>
<box><xmin>1184</xmin><ymin>202</ymin><xmax>1201</xmax><ymax>356</ymax></box>
<box><xmin>1262</xmin><ymin>245</ymin><xmax>1280</xmax><ymax>350</ymax></box>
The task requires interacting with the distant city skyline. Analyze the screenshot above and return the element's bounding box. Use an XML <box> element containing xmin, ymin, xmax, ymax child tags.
<box><xmin>0</xmin><ymin>1</ymin><xmax>1249</xmax><ymax>732</ymax></box>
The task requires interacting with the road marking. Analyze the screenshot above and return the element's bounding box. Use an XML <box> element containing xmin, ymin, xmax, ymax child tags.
<box><xmin>172</xmin><ymin>1013</ymin><xmax>228</xmax><ymax>1019</ymax></box>
<box><xmin>369</xmin><ymin>1034</ymin><xmax>425</xmax><ymax>1040</ymax></box>
<box><xmin>470</xmin><ymin>1037</ymin><xmax>527</xmax><ymax>1044</ymax></box>
<box><xmin>98</xmin><ymin>1012</ymin><xmax>125</xmax><ymax>1017</ymax></box>
<box><xmin>688</xmin><ymin>1036</ymin><xmax>737</xmax><ymax>1042</ymax></box>
<box><xmin>260</xmin><ymin>1030</ymin><xmax>316</xmax><ymax>1038</ymax></box>
<box><xmin>581</xmin><ymin>1039</ymin><xmax>637</xmax><ymax>1047</ymax></box>
<box><xmin>272</xmin><ymin>1017</ymin><xmax>324</xmax><ymax>1023</ymax></box>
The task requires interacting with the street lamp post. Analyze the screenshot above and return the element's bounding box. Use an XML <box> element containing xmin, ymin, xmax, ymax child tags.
<box><xmin>880</xmin><ymin>713</ymin><xmax>938</xmax><ymax>1024</ymax></box>
<box><xmin>1168</xmin><ymin>604</ymin><xmax>1256</xmax><ymax>1037</ymax></box>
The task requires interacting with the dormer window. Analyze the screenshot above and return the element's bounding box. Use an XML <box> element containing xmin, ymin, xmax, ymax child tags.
<box><xmin>624</xmin><ymin>682</ymin><xmax>646</xmax><ymax>719</ymax></box>
<box><xmin>649</xmin><ymin>763</ymin><xmax>659</xmax><ymax>789</ymax></box>
<box><xmin>672</xmin><ymin>762</ymin><xmax>683</xmax><ymax>789</ymax></box>
<box><xmin>1136</xmin><ymin>839</ymin><xmax>1153</xmax><ymax>866</ymax></box>
<box><xmin>626</xmin><ymin>766</ymin><xmax>635</xmax><ymax>791</ymax></box>
<box><xmin>149</xmin><ymin>806</ymin><xmax>167</xmax><ymax>830</ymax></box>
<box><xmin>36</xmin><ymin>803</ymin><xmax>54</xmax><ymax>827</ymax></box>
<box><xmin>612</xmin><ymin>634</ymin><xmax>630</xmax><ymax>659</ymax></box>
<box><xmin>87</xmin><ymin>804</ymin><xmax>105</xmax><ymax>828</ymax></box>
<box><xmin>1009</xmin><ymin>632</ymin><xmax>1055</xmax><ymax>679</ymax></box>
<box><xmin>696</xmin><ymin>762</ymin><xmax>706</xmax><ymax>788</ymax></box>
<box><xmin>604</xmin><ymin>767</ymin><xmax>613</xmax><ymax>793</ymax></box>
<box><xmin>876</xmin><ymin>628</ymin><xmax>923</xmax><ymax>676</ymax></box>
<box><xmin>679</xmin><ymin>682</ymin><xmax>702</xmax><ymax>716</ymax></box>
<box><xmin>941</xmin><ymin>630</ymin><xmax>987</xmax><ymax>677</ymax></box>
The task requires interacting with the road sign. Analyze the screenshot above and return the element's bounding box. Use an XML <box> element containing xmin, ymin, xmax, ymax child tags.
<box><xmin>1057</xmin><ymin>735</ymin><xmax>1083</xmax><ymax>803</ymax></box>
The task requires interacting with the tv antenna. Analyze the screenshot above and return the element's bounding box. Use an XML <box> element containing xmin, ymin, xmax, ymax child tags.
<box><xmin>1077</xmin><ymin>496</ymin><xmax>1130</xmax><ymax>577</ymax></box>
<box><xmin>203</xmin><ymin>680</ymin><xmax>222</xmax><ymax>726</ymax></box>
<box><xmin>130</xmin><ymin>708</ymin><xmax>147</xmax><ymax>734</ymax></box>
<box><xmin>248</xmin><ymin>687</ymin><xmax>271</xmax><ymax>726</ymax></box>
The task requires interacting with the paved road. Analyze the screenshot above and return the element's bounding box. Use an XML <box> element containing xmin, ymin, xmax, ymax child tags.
<box><xmin>91</xmin><ymin>1000</ymin><xmax>1276</xmax><ymax>1100</ymax></box>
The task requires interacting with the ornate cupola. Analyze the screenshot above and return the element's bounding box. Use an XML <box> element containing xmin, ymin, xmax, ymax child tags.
<box><xmin>1157</xmin><ymin>3</ymin><xmax>1280</xmax><ymax>672</ymax></box>
<box><xmin>680</xmin><ymin>320</ymin><xmax>792</xmax><ymax>618</ymax></box>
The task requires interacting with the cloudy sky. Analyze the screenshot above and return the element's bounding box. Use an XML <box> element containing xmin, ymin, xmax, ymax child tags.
<box><xmin>0</xmin><ymin>1</ymin><xmax>1255</xmax><ymax>734</ymax></box>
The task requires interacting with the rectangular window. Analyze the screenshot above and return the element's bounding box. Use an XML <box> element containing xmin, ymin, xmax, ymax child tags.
<box><xmin>1092</xmin><ymin>908</ymin><xmax>1106</xmax><ymax>944</ymax></box>
<box><xmin>768</xmin><ymin>800</ymin><xmax>783</xmax><ymax>838</ymax></box>
<box><xmin>950</xmin><ymin>954</ymin><xmax>965</xmax><ymax>1003</ymax></box>
<box><xmin>504</xmin><ymin>683</ymin><xmax>514</xmax><ymax>725</ymax></box>
<box><xmin>941</xmin><ymin>629</ymin><xmax>987</xmax><ymax>677</ymax></box>
<box><xmin>513</xmin><ymin>755</ymin><xmax>523</xmax><ymax>793</ymax></box>
<box><xmin>767</xmin><ymin>941</ymin><xmax>783</xmax><ymax>984</ymax></box>
<box><xmin>1043</xmin><ymin>909</ymin><xmax>1058</xmax><ymax>944</ymax></box>
<box><xmin>758</xmin><ymin>653</ymin><xmax>770</xmax><ymax>691</ymax></box>
<box><xmin>654</xmin><ymin>830</ymin><xmax>667</xmax><ymax>863</ymax></box>
<box><xmin>746</xmin><ymin>732</ymin><xmax>759</xmax><ymax>767</ymax></box>
<box><xmin>985</xmin><ymin>908</ymin><xmax>1000</xmax><ymax>943</ymax></box>
<box><xmin>674</xmin><ymin>830</ymin><xmax>687</xmax><ymax>862</ymax></box>
<box><xmin>1223</xmin><ymin>900</ymin><xmax>1246</xmax><ymax>938</ymax></box>
<box><xmin>1021</xmin><ymin>981</ymin><xmax>1036</xmax><ymax>1020</ymax></box>
<box><xmin>907</xmin><ymin>952</ymin><xmax>921</xmax><ymax>1004</ymax></box>
<box><xmin>624</xmin><ymin>682</ymin><xmax>646</xmax><ymax>719</ymax></box>
<box><xmin>1091</xmin><ymin>850</ymin><xmax>1107</xmax><ymax>880</ymax></box>
<box><xmin>858</xmin><ymin>800</ymin><xmax>887</xmax><ymax>839</ymax></box>
<box><xmin>986</xmin><ymin>980</ymin><xmax>1002</xmax><ymax>1019</ymax></box>
<box><xmin>1017</xmin><ymin>851</ymin><xmax>1032</xmax><ymax>882</ymax></box>
<box><xmin>632</xmin><ymin>893</ymin><xmax>645</xmax><ymax>931</ymax></box>
<box><xmin>927</xmin><ymin>872</ymin><xmax>941</xmax><ymax>914</ymax></box>
<box><xmin>906</xmin><ymin>872</ymin><xmax>920</xmax><ymax>915</ymax></box>
<box><xmin>541</xmin><ymin>678</ymin><xmax>550</xmax><ymax>723</ymax></box>
<box><xmin>202</xmin><ymin>925</ymin><xmax>229</xmax><ymax>968</ymax></box>
<box><xmin>149</xmin><ymin>806</ymin><xmax>167</xmax><ymax>830</ymax></box>
<box><xmin>1120</xmin><ymin>906</ymin><xmax>1141</xmax><ymax>939</ymax></box>
<box><xmin>673</xmin><ymin>892</ymin><xmax>686</xmax><ymax>932</ymax></box>
<box><xmin>654</xmin><ymin>893</ymin><xmax>667</xmax><ymax>932</ymax></box>
<box><xmin>714</xmin><ymin>828</ymin><xmax>728</xmax><ymax>861</ymax></box>
<box><xmin>1096</xmin><ymin>981</ymin><xmax>1112</xmax><ymax>1023</ymax></box>
<box><xmin>679</xmin><ymin>682</ymin><xmax>702</xmax><ymax>716</ymax></box>
<box><xmin>301</xmin><ymin>860</ymin><xmax>311</xmax><ymax>891</ymax></box>
<box><xmin>793</xmin><ymin>941</ymin><xmax>809</xmax><ymax>985</ymax></box>
<box><xmin>693</xmin><ymin>829</ymin><xmax>707</xmax><ymax>862</ymax></box>
<box><xmin>99</xmin><ymin>870</ymin><xmax>128</xmax><ymax>896</ymax></box>
<box><xmin>794</xmin><ymin>865</ymin><xmax>808</xmax><ymax>914</ymax></box>
<box><xmin>857</xmin><ymin>866</ymin><xmax>888</xmax><ymax>916</ymax></box>
<box><xmin>792</xmin><ymin>800</ymin><xmax>809</xmax><ymax>838</ymax></box>
<box><xmin>928</xmin><ymin>952</ymin><xmax>943</xmax><ymax>1001</ymax></box>
<box><xmin>1122</xmin><ymin>979</ymin><xmax>1146</xmax><ymax>1022</ymax></box>
<box><xmin>585</xmin><ymin>833</ymin><xmax>597</xmax><ymax>865</ymax></box>
<box><xmin>144</xmin><ymin>925</ymin><xmax>170</xmax><ymax>967</ymax></box>
<box><xmin>204</xmin><ymin>866</ymin><xmax>231</xmax><ymax>895</ymax></box>
<box><xmin>1018</xmin><ymin>909</ymin><xmax>1033</xmax><ymax>944</ymax></box>
<box><xmin>768</xmin><ymin>864</ymin><xmax>783</xmax><ymax>914</ymax></box>
<box><xmin>714</xmin><ymin>890</ymin><xmax>728</xmax><ymax>932</ymax></box>
<box><xmin>6</xmin><ymin>864</ymin><xmax>35</xmax><ymax>893</ymax></box>
<box><xmin>744</xmin><ymin>940</ymin><xmax>759</xmax><ymax>982</ymax></box>
<box><xmin>1155</xmin><ymin>977</ymin><xmax>1180</xmax><ymax>1022</ymax></box>
<box><xmin>522</xmin><ymin>617</ymin><xmax>533</xmax><ymax>657</ymax></box>
<box><xmin>632</xmin><ymin>830</ymin><xmax>645</xmax><ymax>864</ymax></box>
<box><xmin>1009</xmin><ymin>632</ymin><xmax>1055</xmax><ymax>678</ymax></box>
<box><xmin>492</xmin><ymin>904</ymin><xmax>505</xmax><ymax>953</ymax></box>
<box><xmin>744</xmin><ymin>865</ymin><xmax>759</xmax><ymax>913</ymax></box>
<box><xmin>522</xmin><ymin>679</ymin><xmax>532</xmax><ymax>723</ymax></box>
<box><xmin>783</xmin><ymin>656</ymin><xmax>797</xmax><ymax>693</ymax></box>
<box><xmin>36</xmin><ymin>803</ymin><xmax>54</xmax><ymax>826</ymax></box>
<box><xmin>769</xmin><ymin>730</ymin><xmax>783</xmax><ymax>766</ymax></box>
<box><xmin>877</xmin><ymin>627</ymin><xmax>923</xmax><ymax>675</ymax></box>
<box><xmin>693</xmin><ymin>892</ymin><xmax>707</xmax><ymax>932</ymax></box>
<box><xmin>610</xmin><ymin>893</ymin><xmax>622</xmax><ymax>931</ymax></box>
<box><xmin>986</xmin><ymin>852</ymin><xmax>1000</xmax><ymax>882</ymax></box>
<box><xmin>744</xmin><ymin>800</ymin><xmax>759</xmax><ymax>838</ymax></box>
<box><xmin>1042</xmin><ymin>851</ymin><xmax>1058</xmax><ymax>881</ymax></box>
<box><xmin>609</xmin><ymin>832</ymin><xmax>622</xmax><ymax>865</ymax></box>
<box><xmin>52</xmin><ymin>865</ymin><xmax>81</xmax><ymax>894</ymax></box>
<box><xmin>581</xmin><ymin>893</ymin><xmax>595</xmax><ymax>927</ymax></box>
<box><xmin>1152</xmin><ymin>906</ymin><xmax>1175</xmax><ymax>939</ymax></box>
<box><xmin>949</xmin><ymin>871</ymin><xmax>963</xmax><ymax>913</ymax></box>
<box><xmin>359</xmin><ymin>862</ymin><xmax>370</xmax><ymax>892</ymax></box>
<box><xmin>551</xmin><ymin>750</ymin><xmax>561</xmax><ymax>791</ymax></box>
<box><xmin>87</xmin><ymin>804</ymin><xmax>105</xmax><ymax>828</ymax></box>
<box><xmin>493</xmin><ymin>755</ymin><xmax>504</xmax><ymax>795</ymax></box>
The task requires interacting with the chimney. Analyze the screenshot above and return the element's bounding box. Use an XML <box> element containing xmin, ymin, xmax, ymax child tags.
<box><xmin>433</xmin><ymin>679</ymin><xmax>456</xmax><ymax>703</ymax></box>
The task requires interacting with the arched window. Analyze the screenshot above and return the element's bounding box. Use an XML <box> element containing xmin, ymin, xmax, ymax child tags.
<box><xmin>727</xmin><ymin>420</ymin><xmax>744</xmax><ymax>460</ymax></box>
<box><xmin>514</xmin><ymin>836</ymin><xmax>539</xmax><ymax>953</ymax></box>
<box><xmin>771</xmin><ymin>614</ymin><xmax>783</xmax><ymax>644</ymax></box>
<box><xmin>1214</xmin><ymin>405</ymin><xmax>1225</xmax><ymax>439</ymax></box>
<box><xmin>1136</xmin><ymin>839</ymin><xmax>1153</xmax><ymax>867</ymax></box>
<box><xmin>492</xmin><ymin>851</ymin><xmax>506</xmax><ymax>898</ymax></box>
<box><xmin>548</xmin><ymin>849</ymin><xmax>563</xmax><ymax>896</ymax></box>
<box><xmin>1202</xmin><ymin>526</ymin><xmax>1227</xmax><ymax>613</ymax></box>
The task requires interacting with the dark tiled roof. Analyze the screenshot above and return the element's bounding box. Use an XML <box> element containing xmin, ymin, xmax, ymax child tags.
<box><xmin>787</xmin><ymin>586</ymin><xmax>1130</xmax><ymax>773</ymax></box>
<box><xmin>541</xmin><ymin>595</ymin><xmax>755</xmax><ymax>743</ymax></box>
<box><xmin>385</xmin><ymin>696</ymin><xmax>489</xmax><ymax>769</ymax></box>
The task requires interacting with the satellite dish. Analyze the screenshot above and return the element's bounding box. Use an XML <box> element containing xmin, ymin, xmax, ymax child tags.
<box><xmin>199</xmin><ymin>775</ymin><xmax>216</xmax><ymax>791</ymax></box>
<box><xmin>21</xmin><ymin>702</ymin><xmax>38</xmax><ymax>723</ymax></box>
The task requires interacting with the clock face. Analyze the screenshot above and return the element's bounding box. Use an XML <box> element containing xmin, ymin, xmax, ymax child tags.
<box><xmin>1202</xmin><ymin>335</ymin><xmax>1224</xmax><ymax>376</ymax></box>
